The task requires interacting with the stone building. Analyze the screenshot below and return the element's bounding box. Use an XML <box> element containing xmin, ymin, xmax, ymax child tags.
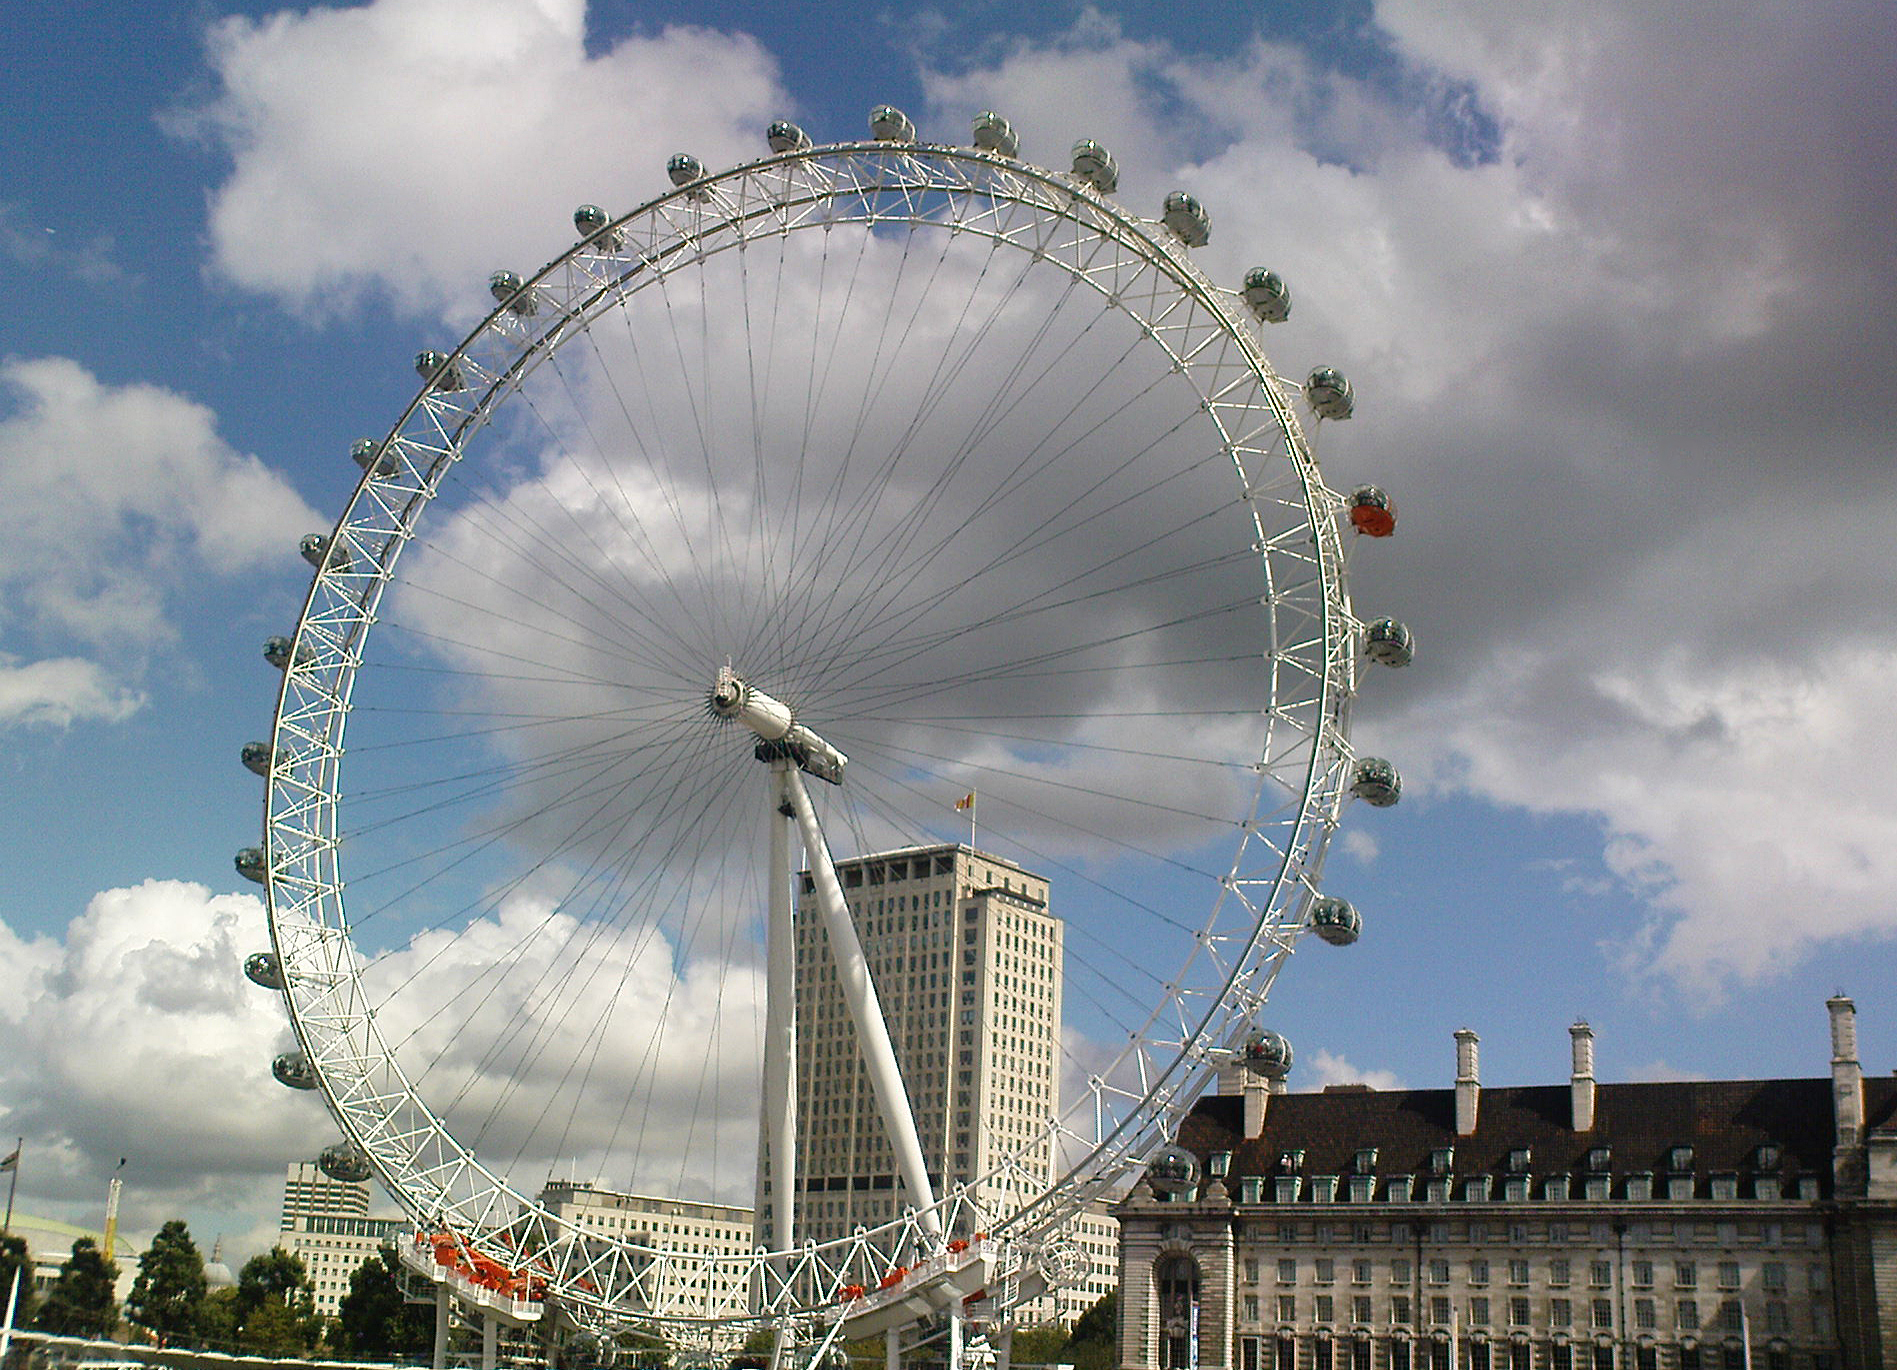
<box><xmin>1116</xmin><ymin>998</ymin><xmax>1897</xmax><ymax>1370</ymax></box>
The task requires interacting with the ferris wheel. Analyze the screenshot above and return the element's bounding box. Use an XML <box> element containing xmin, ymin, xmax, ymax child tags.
<box><xmin>237</xmin><ymin>106</ymin><xmax>1409</xmax><ymax>1355</ymax></box>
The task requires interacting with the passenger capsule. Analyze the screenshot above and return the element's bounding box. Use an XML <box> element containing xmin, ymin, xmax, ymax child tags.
<box><xmin>1146</xmin><ymin>1144</ymin><xmax>1199</xmax><ymax>1197</ymax></box>
<box><xmin>235</xmin><ymin>847</ymin><xmax>267</xmax><ymax>884</ymax></box>
<box><xmin>415</xmin><ymin>351</ymin><xmax>464</xmax><ymax>393</ymax></box>
<box><xmin>971</xmin><ymin>111</ymin><xmax>1019</xmax><ymax>158</ymax></box>
<box><xmin>488</xmin><ymin>271</ymin><xmax>537</xmax><ymax>316</ymax></box>
<box><xmin>1348</xmin><ymin>485</ymin><xmax>1397</xmax><ymax>538</ymax></box>
<box><xmin>262</xmin><ymin>635</ymin><xmax>311</xmax><ymax>671</ymax></box>
<box><xmin>1239</xmin><ymin>1029</ymin><xmax>1294</xmax><ymax>1080</ymax></box>
<box><xmin>244</xmin><ymin>951</ymin><xmax>285</xmax><ymax>990</ymax></box>
<box><xmin>350</xmin><ymin>438</ymin><xmax>398</xmax><ymax>478</ymax></box>
<box><xmin>1305</xmin><ymin>367</ymin><xmax>1354</xmax><ymax>420</ymax></box>
<box><xmin>1350</xmin><ymin>757</ymin><xmax>1402</xmax><ymax>807</ymax></box>
<box><xmin>1161</xmin><ymin>191</ymin><xmax>1210</xmax><ymax>247</ymax></box>
<box><xmin>240</xmin><ymin>741</ymin><xmax>274</xmax><ymax>777</ymax></box>
<box><xmin>319</xmin><ymin>1141</ymin><xmax>374</xmax><ymax>1183</ymax></box>
<box><xmin>1364</xmin><ymin>617</ymin><xmax>1414</xmax><ymax>667</ymax></box>
<box><xmin>767</xmin><ymin>120</ymin><xmax>810</xmax><ymax>153</ymax></box>
<box><xmin>272</xmin><ymin>1052</ymin><xmax>320</xmax><ymax>1090</ymax></box>
<box><xmin>1071</xmin><ymin>140</ymin><xmax>1118</xmax><ymax>194</ymax></box>
<box><xmin>667</xmin><ymin>153</ymin><xmax>705</xmax><ymax>188</ymax></box>
<box><xmin>573</xmin><ymin>204</ymin><xmax>624</xmax><ymax>252</ymax></box>
<box><xmin>869</xmin><ymin>105</ymin><xmax>916</xmax><ymax>143</ymax></box>
<box><xmin>1242</xmin><ymin>268</ymin><xmax>1291</xmax><ymax>323</ymax></box>
<box><xmin>1308</xmin><ymin>896</ymin><xmax>1362</xmax><ymax>946</ymax></box>
<box><xmin>298</xmin><ymin>533</ymin><xmax>351</xmax><ymax>575</ymax></box>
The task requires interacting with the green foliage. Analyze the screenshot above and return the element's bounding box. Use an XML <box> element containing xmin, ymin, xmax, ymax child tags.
<box><xmin>1010</xmin><ymin>1325</ymin><xmax>1070</xmax><ymax>1365</ymax></box>
<box><xmin>194</xmin><ymin>1286</ymin><xmax>241</xmax><ymax>1349</ymax></box>
<box><xmin>223</xmin><ymin>1246</ymin><xmax>320</xmax><ymax>1354</ymax></box>
<box><xmin>33</xmin><ymin>1237</ymin><xmax>119</xmax><ymax>1338</ymax></box>
<box><xmin>1060</xmin><ymin>1290</ymin><xmax>1117</xmax><ymax>1370</ymax></box>
<box><xmin>127</xmin><ymin>1220</ymin><xmax>208</xmax><ymax>1345</ymax></box>
<box><xmin>241</xmin><ymin>1295</ymin><xmax>306</xmax><ymax>1356</ymax></box>
<box><xmin>335</xmin><ymin>1245</ymin><xmax>432</xmax><ymax>1359</ymax></box>
<box><xmin>0</xmin><ymin>1233</ymin><xmax>37</xmax><ymax>1328</ymax></box>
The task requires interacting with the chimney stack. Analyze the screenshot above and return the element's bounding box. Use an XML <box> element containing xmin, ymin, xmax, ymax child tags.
<box><xmin>1454</xmin><ymin>1029</ymin><xmax>1480</xmax><ymax>1136</ymax></box>
<box><xmin>1244</xmin><ymin>1074</ymin><xmax>1270</xmax><ymax>1138</ymax></box>
<box><xmin>1829</xmin><ymin>994</ymin><xmax>1864</xmax><ymax>1165</ymax></box>
<box><xmin>1570</xmin><ymin>1021</ymin><xmax>1596</xmax><ymax>1132</ymax></box>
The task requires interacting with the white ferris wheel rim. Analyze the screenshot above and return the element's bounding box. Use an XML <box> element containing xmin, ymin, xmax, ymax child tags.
<box><xmin>259</xmin><ymin>128</ymin><xmax>1362</xmax><ymax>1335</ymax></box>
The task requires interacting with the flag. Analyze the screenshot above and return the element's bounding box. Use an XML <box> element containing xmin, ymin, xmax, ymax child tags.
<box><xmin>954</xmin><ymin>793</ymin><xmax>975</xmax><ymax>811</ymax></box>
<box><xmin>0</xmin><ymin>1148</ymin><xmax>17</xmax><ymax>1173</ymax></box>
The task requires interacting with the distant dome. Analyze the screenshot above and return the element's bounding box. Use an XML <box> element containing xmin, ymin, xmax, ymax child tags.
<box><xmin>206</xmin><ymin>1239</ymin><xmax>237</xmax><ymax>1289</ymax></box>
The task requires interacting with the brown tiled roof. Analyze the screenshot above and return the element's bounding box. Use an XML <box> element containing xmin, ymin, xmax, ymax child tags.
<box><xmin>1173</xmin><ymin>1077</ymin><xmax>1897</xmax><ymax>1194</ymax></box>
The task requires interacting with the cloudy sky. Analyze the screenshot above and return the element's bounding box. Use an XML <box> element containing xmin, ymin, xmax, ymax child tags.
<box><xmin>2</xmin><ymin>0</ymin><xmax>1894</xmax><ymax>1263</ymax></box>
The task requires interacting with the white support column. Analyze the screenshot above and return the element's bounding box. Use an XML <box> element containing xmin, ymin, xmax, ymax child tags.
<box><xmin>949</xmin><ymin>1308</ymin><xmax>964</xmax><ymax>1370</ymax></box>
<box><xmin>783</xmin><ymin>766</ymin><xmax>942</xmax><ymax>1233</ymax></box>
<box><xmin>481</xmin><ymin>1311</ymin><xmax>497</xmax><ymax>1370</ymax></box>
<box><xmin>433</xmin><ymin>1283</ymin><xmax>451</xmax><ymax>1370</ymax></box>
<box><xmin>886</xmin><ymin>1326</ymin><xmax>901</xmax><ymax>1370</ymax></box>
<box><xmin>764</xmin><ymin>763</ymin><xmax>799</xmax><ymax>1263</ymax></box>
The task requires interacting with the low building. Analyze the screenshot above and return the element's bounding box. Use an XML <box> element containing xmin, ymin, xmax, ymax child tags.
<box><xmin>536</xmin><ymin>1181</ymin><xmax>755</xmax><ymax>1324</ymax></box>
<box><xmin>1115</xmin><ymin>997</ymin><xmax>1896</xmax><ymax>1370</ymax></box>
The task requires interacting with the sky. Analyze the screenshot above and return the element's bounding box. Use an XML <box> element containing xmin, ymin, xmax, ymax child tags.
<box><xmin>1</xmin><ymin>0</ymin><xmax>1894</xmax><ymax>1268</ymax></box>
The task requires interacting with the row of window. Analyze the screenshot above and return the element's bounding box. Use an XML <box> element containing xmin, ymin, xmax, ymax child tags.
<box><xmin>1251</xmin><ymin>1218</ymin><xmax>1824</xmax><ymax>1247</ymax></box>
<box><xmin>1244</xmin><ymin>1294</ymin><xmax>1816</xmax><ymax>1336</ymax></box>
<box><xmin>1226</xmin><ymin>1336</ymin><xmax>1822</xmax><ymax>1370</ymax></box>
<box><xmin>1225</xmin><ymin>1174</ymin><xmax>1817</xmax><ymax>1204</ymax></box>
<box><xmin>1252</xmin><ymin>1258</ymin><xmax>1809</xmax><ymax>1292</ymax></box>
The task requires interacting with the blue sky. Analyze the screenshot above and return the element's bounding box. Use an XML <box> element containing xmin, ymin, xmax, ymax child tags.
<box><xmin>1</xmin><ymin>0</ymin><xmax>1894</xmax><ymax>1260</ymax></box>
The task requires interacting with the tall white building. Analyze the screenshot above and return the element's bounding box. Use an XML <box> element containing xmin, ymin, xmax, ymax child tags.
<box><xmin>281</xmin><ymin>1159</ymin><xmax>369</xmax><ymax>1228</ymax></box>
<box><xmin>278</xmin><ymin>1161</ymin><xmax>407</xmax><ymax>1317</ymax></box>
<box><xmin>761</xmin><ymin>843</ymin><xmax>1063</xmax><ymax>1248</ymax></box>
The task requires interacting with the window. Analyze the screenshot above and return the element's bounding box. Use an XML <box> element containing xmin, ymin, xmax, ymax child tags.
<box><xmin>1679</xmin><ymin>1350</ymin><xmax>1700</xmax><ymax>1370</ymax></box>
<box><xmin>1470</xmin><ymin>1259</ymin><xmax>1490</xmax><ymax>1286</ymax></box>
<box><xmin>1634</xmin><ymin>1298</ymin><xmax>1655</xmax><ymax>1329</ymax></box>
<box><xmin>1507</xmin><ymin>1260</ymin><xmax>1530</xmax><ymax>1286</ymax></box>
<box><xmin>1720</xmin><ymin>1301</ymin><xmax>1743</xmax><ymax>1333</ymax></box>
<box><xmin>1430</xmin><ymin>1297</ymin><xmax>1451</xmax><ymax>1326</ymax></box>
<box><xmin>1279</xmin><ymin>1259</ymin><xmax>1298</xmax><ymax>1284</ymax></box>
<box><xmin>1593</xmin><ymin>1348</ymin><xmax>1614</xmax><ymax>1370</ymax></box>
<box><xmin>1635</xmin><ymin>1349</ymin><xmax>1656</xmax><ymax>1370</ymax></box>
<box><xmin>1677</xmin><ymin>1299</ymin><xmax>1699</xmax><ymax>1329</ymax></box>
<box><xmin>1245</xmin><ymin>1296</ymin><xmax>1261</xmax><ymax>1323</ymax></box>
<box><xmin>1392</xmin><ymin>1259</ymin><xmax>1411</xmax><ymax>1285</ymax></box>
<box><xmin>1553</xmin><ymin>1346</ymin><xmax>1573</xmax><ymax>1370</ymax></box>
<box><xmin>1710</xmin><ymin>1174</ymin><xmax>1739</xmax><ymax>1200</ymax></box>
<box><xmin>1275</xmin><ymin>1337</ymin><xmax>1297</xmax><ymax>1370</ymax></box>
<box><xmin>1550</xmin><ymin>1259</ymin><xmax>1571</xmax><ymax>1287</ymax></box>
<box><xmin>1391</xmin><ymin>1342</ymin><xmax>1411</xmax><ymax>1370</ymax></box>
<box><xmin>1428</xmin><ymin>1260</ymin><xmax>1450</xmax><ymax>1285</ymax></box>
<box><xmin>1761</xmin><ymin>1262</ymin><xmax>1785</xmax><ymax>1291</ymax></box>
<box><xmin>1352</xmin><ymin>1340</ymin><xmax>1372</xmax><ymax>1370</ymax></box>
<box><xmin>1354</xmin><ymin>1260</ymin><xmax>1372</xmax><ymax>1285</ymax></box>
<box><xmin>1316</xmin><ymin>1296</ymin><xmax>1334</xmax><ymax>1324</ymax></box>
<box><xmin>1468</xmin><ymin>1343</ymin><xmax>1490</xmax><ymax>1370</ymax></box>
<box><xmin>1278</xmin><ymin>1295</ymin><xmax>1297</xmax><ymax>1322</ymax></box>
<box><xmin>1551</xmin><ymin>1298</ymin><xmax>1571</xmax><ymax>1328</ymax></box>
<box><xmin>1470</xmin><ymin>1297</ymin><xmax>1489</xmax><ymax>1327</ymax></box>
<box><xmin>1590</xmin><ymin>1261</ymin><xmax>1612</xmax><ymax>1288</ymax></box>
<box><xmin>1631</xmin><ymin>1260</ymin><xmax>1652</xmax><ymax>1288</ymax></box>
<box><xmin>1510</xmin><ymin>1297</ymin><xmax>1530</xmax><ymax>1325</ymax></box>
<box><xmin>1315</xmin><ymin>1342</ymin><xmax>1334</xmax><ymax>1370</ymax></box>
<box><xmin>1352</xmin><ymin>1296</ymin><xmax>1373</xmax><ymax>1324</ymax></box>
<box><xmin>1717</xmin><ymin>1262</ymin><xmax>1741</xmax><ymax>1290</ymax></box>
<box><xmin>1317</xmin><ymin>1259</ymin><xmax>1335</xmax><ymax>1285</ymax></box>
<box><xmin>1592</xmin><ymin>1298</ymin><xmax>1613</xmax><ymax>1328</ymax></box>
<box><xmin>1391</xmin><ymin>1296</ymin><xmax>1411</xmax><ymax>1325</ymax></box>
<box><xmin>1765</xmin><ymin>1301</ymin><xmax>1789</xmax><ymax>1334</ymax></box>
<box><xmin>1511</xmin><ymin>1344</ymin><xmax>1532</xmax><ymax>1370</ymax></box>
<box><xmin>1676</xmin><ymin>1262</ymin><xmax>1697</xmax><ymax>1289</ymax></box>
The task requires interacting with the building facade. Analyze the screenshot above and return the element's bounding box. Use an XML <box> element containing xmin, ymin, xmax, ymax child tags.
<box><xmin>767</xmin><ymin>843</ymin><xmax>1064</xmax><ymax>1245</ymax></box>
<box><xmin>537</xmin><ymin>1180</ymin><xmax>756</xmax><ymax>1321</ymax></box>
<box><xmin>278</xmin><ymin>1160</ymin><xmax>407</xmax><ymax>1317</ymax></box>
<box><xmin>1116</xmin><ymin>999</ymin><xmax>1897</xmax><ymax>1370</ymax></box>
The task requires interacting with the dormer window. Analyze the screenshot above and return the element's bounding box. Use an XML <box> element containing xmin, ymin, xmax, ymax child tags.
<box><xmin>1354</xmin><ymin>1148</ymin><xmax>1380</xmax><ymax>1173</ymax></box>
<box><xmin>1280</xmin><ymin>1149</ymin><xmax>1308</xmax><ymax>1173</ymax></box>
<box><xmin>1507</xmin><ymin>1147</ymin><xmax>1532</xmax><ymax>1173</ymax></box>
<box><xmin>1754</xmin><ymin>1144</ymin><xmax>1782</xmax><ymax>1169</ymax></box>
<box><xmin>1209</xmin><ymin>1151</ymin><xmax>1233</xmax><ymax>1178</ymax></box>
<box><xmin>1586</xmin><ymin>1146</ymin><xmax>1612</xmax><ymax>1171</ymax></box>
<box><xmin>1430</xmin><ymin>1147</ymin><xmax>1455</xmax><ymax>1176</ymax></box>
<box><xmin>1625</xmin><ymin>1172</ymin><xmax>1653</xmax><ymax>1201</ymax></box>
<box><xmin>1710</xmin><ymin>1173</ymin><xmax>1739</xmax><ymax>1201</ymax></box>
<box><xmin>1667</xmin><ymin>1145</ymin><xmax>1694</xmax><ymax>1172</ymax></box>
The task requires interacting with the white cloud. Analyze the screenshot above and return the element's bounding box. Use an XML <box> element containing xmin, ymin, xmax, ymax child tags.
<box><xmin>911</xmin><ymin>7</ymin><xmax>1897</xmax><ymax>993</ymax></box>
<box><xmin>0</xmin><ymin>357</ymin><xmax>320</xmax><ymax>727</ymax></box>
<box><xmin>181</xmin><ymin>0</ymin><xmax>793</xmax><ymax>318</ymax></box>
<box><xmin>1300</xmin><ymin>1048</ymin><xmax>1405</xmax><ymax>1094</ymax></box>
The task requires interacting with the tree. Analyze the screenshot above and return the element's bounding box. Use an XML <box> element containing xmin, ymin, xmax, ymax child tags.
<box><xmin>234</xmin><ymin>1247</ymin><xmax>320</xmax><ymax>1354</ymax></box>
<box><xmin>1062</xmin><ymin>1290</ymin><xmax>1117</xmax><ymax>1370</ymax></box>
<box><xmin>193</xmin><ymin>1286</ymin><xmax>241</xmax><ymax>1350</ymax></box>
<box><xmin>335</xmin><ymin>1245</ymin><xmax>432</xmax><ymax>1359</ymax></box>
<box><xmin>1009</xmin><ymin>1325</ymin><xmax>1070</xmax><ymax>1365</ymax></box>
<box><xmin>0</xmin><ymin>1232</ymin><xmax>37</xmax><ymax>1329</ymax></box>
<box><xmin>34</xmin><ymin>1237</ymin><xmax>119</xmax><ymax>1338</ymax></box>
<box><xmin>127</xmin><ymin>1220</ymin><xmax>208</xmax><ymax>1345</ymax></box>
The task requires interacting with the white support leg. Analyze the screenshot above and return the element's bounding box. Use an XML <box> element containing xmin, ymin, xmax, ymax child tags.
<box><xmin>765</xmin><ymin>765</ymin><xmax>799</xmax><ymax>1370</ymax></box>
<box><xmin>949</xmin><ymin>1308</ymin><xmax>964</xmax><ymax>1370</ymax></box>
<box><xmin>886</xmin><ymin>1326</ymin><xmax>901</xmax><ymax>1370</ymax></box>
<box><xmin>481</xmin><ymin>1311</ymin><xmax>497</xmax><ymax>1370</ymax></box>
<box><xmin>433</xmin><ymin>1283</ymin><xmax>450</xmax><ymax>1370</ymax></box>
<box><xmin>782</xmin><ymin>766</ymin><xmax>941</xmax><ymax>1233</ymax></box>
